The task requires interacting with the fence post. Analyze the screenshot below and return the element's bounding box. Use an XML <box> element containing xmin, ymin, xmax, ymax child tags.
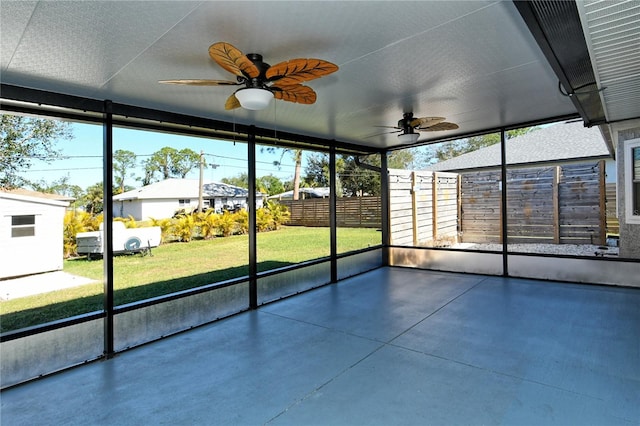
<box><xmin>432</xmin><ymin>172</ymin><xmax>439</xmax><ymax>241</ymax></box>
<box><xmin>457</xmin><ymin>175</ymin><xmax>462</xmax><ymax>243</ymax></box>
<box><xmin>598</xmin><ymin>160</ymin><xmax>606</xmax><ymax>245</ymax></box>
<box><xmin>411</xmin><ymin>171</ymin><xmax>418</xmax><ymax>246</ymax></box>
<box><xmin>553</xmin><ymin>166</ymin><xmax>561</xmax><ymax>244</ymax></box>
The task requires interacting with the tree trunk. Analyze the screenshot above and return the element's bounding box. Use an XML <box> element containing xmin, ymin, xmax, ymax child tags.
<box><xmin>292</xmin><ymin>150</ymin><xmax>302</xmax><ymax>200</ymax></box>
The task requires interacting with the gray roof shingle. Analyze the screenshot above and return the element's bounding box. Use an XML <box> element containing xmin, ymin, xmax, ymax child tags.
<box><xmin>113</xmin><ymin>179</ymin><xmax>256</xmax><ymax>201</ymax></box>
<box><xmin>427</xmin><ymin>121</ymin><xmax>609</xmax><ymax>172</ymax></box>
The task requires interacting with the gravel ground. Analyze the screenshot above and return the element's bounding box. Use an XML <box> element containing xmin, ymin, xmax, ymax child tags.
<box><xmin>452</xmin><ymin>242</ymin><xmax>619</xmax><ymax>257</ymax></box>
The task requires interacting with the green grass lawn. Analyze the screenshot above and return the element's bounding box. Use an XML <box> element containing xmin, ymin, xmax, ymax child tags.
<box><xmin>0</xmin><ymin>227</ymin><xmax>380</xmax><ymax>333</ymax></box>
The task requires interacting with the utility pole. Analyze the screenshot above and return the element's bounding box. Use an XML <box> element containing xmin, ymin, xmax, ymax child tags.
<box><xmin>198</xmin><ymin>150</ymin><xmax>204</xmax><ymax>213</ymax></box>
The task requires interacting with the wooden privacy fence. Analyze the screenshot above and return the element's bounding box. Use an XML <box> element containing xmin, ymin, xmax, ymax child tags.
<box><xmin>460</xmin><ymin>161</ymin><xmax>608</xmax><ymax>245</ymax></box>
<box><xmin>389</xmin><ymin>169</ymin><xmax>459</xmax><ymax>246</ymax></box>
<box><xmin>276</xmin><ymin>196</ymin><xmax>381</xmax><ymax>228</ymax></box>
<box><xmin>606</xmin><ymin>182</ymin><xmax>619</xmax><ymax>236</ymax></box>
<box><xmin>274</xmin><ymin>161</ymin><xmax>614</xmax><ymax>245</ymax></box>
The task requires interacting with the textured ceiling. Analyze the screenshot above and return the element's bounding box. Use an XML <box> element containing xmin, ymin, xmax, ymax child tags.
<box><xmin>1</xmin><ymin>1</ymin><xmax>580</xmax><ymax>149</ymax></box>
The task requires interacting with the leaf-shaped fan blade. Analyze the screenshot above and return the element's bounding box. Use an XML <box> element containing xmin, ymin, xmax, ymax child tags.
<box><xmin>159</xmin><ymin>79</ymin><xmax>240</xmax><ymax>86</ymax></box>
<box><xmin>422</xmin><ymin>122</ymin><xmax>459</xmax><ymax>131</ymax></box>
<box><xmin>209</xmin><ymin>42</ymin><xmax>260</xmax><ymax>79</ymax></box>
<box><xmin>411</xmin><ymin>116</ymin><xmax>446</xmax><ymax>129</ymax></box>
<box><xmin>266</xmin><ymin>59</ymin><xmax>338</xmax><ymax>86</ymax></box>
<box><xmin>273</xmin><ymin>84</ymin><xmax>317</xmax><ymax>104</ymax></box>
<box><xmin>225</xmin><ymin>93</ymin><xmax>241</xmax><ymax>110</ymax></box>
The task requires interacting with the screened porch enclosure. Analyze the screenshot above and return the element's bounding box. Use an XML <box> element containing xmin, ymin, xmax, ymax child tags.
<box><xmin>2</xmin><ymin>2</ymin><xmax>640</xmax><ymax>424</ymax></box>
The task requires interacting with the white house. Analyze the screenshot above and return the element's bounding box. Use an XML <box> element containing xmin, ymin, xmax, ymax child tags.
<box><xmin>267</xmin><ymin>187</ymin><xmax>330</xmax><ymax>200</ymax></box>
<box><xmin>0</xmin><ymin>189</ymin><xmax>72</xmax><ymax>279</ymax></box>
<box><xmin>113</xmin><ymin>179</ymin><xmax>265</xmax><ymax>221</ymax></box>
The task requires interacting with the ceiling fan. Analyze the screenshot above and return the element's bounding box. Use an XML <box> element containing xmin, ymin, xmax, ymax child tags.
<box><xmin>376</xmin><ymin>112</ymin><xmax>459</xmax><ymax>144</ymax></box>
<box><xmin>159</xmin><ymin>42</ymin><xmax>338</xmax><ymax>110</ymax></box>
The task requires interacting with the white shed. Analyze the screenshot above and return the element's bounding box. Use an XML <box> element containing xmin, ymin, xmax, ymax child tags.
<box><xmin>0</xmin><ymin>189</ymin><xmax>71</xmax><ymax>279</ymax></box>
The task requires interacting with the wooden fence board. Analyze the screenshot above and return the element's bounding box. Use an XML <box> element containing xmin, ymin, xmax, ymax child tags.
<box><xmin>278</xmin><ymin>196</ymin><xmax>381</xmax><ymax>228</ymax></box>
<box><xmin>459</xmin><ymin>162</ymin><xmax>606</xmax><ymax>244</ymax></box>
<box><xmin>281</xmin><ymin>162</ymin><xmax>609</xmax><ymax>246</ymax></box>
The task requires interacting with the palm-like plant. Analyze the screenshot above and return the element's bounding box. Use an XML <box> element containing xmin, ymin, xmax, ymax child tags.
<box><xmin>197</xmin><ymin>211</ymin><xmax>218</xmax><ymax>240</ymax></box>
<box><xmin>256</xmin><ymin>208</ymin><xmax>273</xmax><ymax>232</ymax></box>
<box><xmin>172</xmin><ymin>214</ymin><xmax>196</xmax><ymax>242</ymax></box>
<box><xmin>216</xmin><ymin>211</ymin><xmax>236</xmax><ymax>237</ymax></box>
<box><xmin>265</xmin><ymin>200</ymin><xmax>290</xmax><ymax>230</ymax></box>
<box><xmin>233</xmin><ymin>210</ymin><xmax>249</xmax><ymax>234</ymax></box>
<box><xmin>63</xmin><ymin>210</ymin><xmax>101</xmax><ymax>258</ymax></box>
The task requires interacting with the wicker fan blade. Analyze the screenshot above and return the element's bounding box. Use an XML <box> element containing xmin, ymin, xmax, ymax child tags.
<box><xmin>159</xmin><ymin>79</ymin><xmax>240</xmax><ymax>86</ymax></box>
<box><xmin>266</xmin><ymin>59</ymin><xmax>338</xmax><ymax>86</ymax></box>
<box><xmin>422</xmin><ymin>121</ymin><xmax>459</xmax><ymax>131</ymax></box>
<box><xmin>272</xmin><ymin>84</ymin><xmax>317</xmax><ymax>104</ymax></box>
<box><xmin>225</xmin><ymin>93</ymin><xmax>241</xmax><ymax>110</ymax></box>
<box><xmin>374</xmin><ymin>126</ymin><xmax>402</xmax><ymax>129</ymax></box>
<box><xmin>209</xmin><ymin>42</ymin><xmax>260</xmax><ymax>78</ymax></box>
<box><xmin>412</xmin><ymin>116</ymin><xmax>446</xmax><ymax>129</ymax></box>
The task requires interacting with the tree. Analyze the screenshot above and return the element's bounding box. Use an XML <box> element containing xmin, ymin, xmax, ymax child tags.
<box><xmin>303</xmin><ymin>152</ymin><xmax>344</xmax><ymax>196</ymax></box>
<box><xmin>0</xmin><ymin>114</ymin><xmax>72</xmax><ymax>189</ymax></box>
<box><xmin>142</xmin><ymin>147</ymin><xmax>201</xmax><ymax>183</ymax></box>
<box><xmin>257</xmin><ymin>174</ymin><xmax>285</xmax><ymax>196</ymax></box>
<box><xmin>141</xmin><ymin>159</ymin><xmax>157</xmax><ymax>186</ymax></box>
<box><xmin>435</xmin><ymin>127</ymin><xmax>538</xmax><ymax>161</ymax></box>
<box><xmin>290</xmin><ymin>149</ymin><xmax>303</xmax><ymax>200</ymax></box>
<box><xmin>264</xmin><ymin>147</ymin><xmax>304</xmax><ymax>200</ymax></box>
<box><xmin>222</xmin><ymin>172</ymin><xmax>249</xmax><ymax>189</ymax></box>
<box><xmin>303</xmin><ymin>153</ymin><xmax>330</xmax><ymax>187</ymax></box>
<box><xmin>113</xmin><ymin>149</ymin><xmax>138</xmax><ymax>192</ymax></box>
<box><xmin>30</xmin><ymin>175</ymin><xmax>84</xmax><ymax>204</ymax></box>
<box><xmin>83</xmin><ymin>182</ymin><xmax>104</xmax><ymax>214</ymax></box>
<box><xmin>340</xmin><ymin>151</ymin><xmax>414</xmax><ymax>196</ymax></box>
<box><xmin>173</xmin><ymin>148</ymin><xmax>201</xmax><ymax>178</ymax></box>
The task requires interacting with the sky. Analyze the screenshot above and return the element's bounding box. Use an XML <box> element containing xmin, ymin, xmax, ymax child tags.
<box><xmin>19</xmin><ymin>120</ymin><xmax>569</xmax><ymax>192</ymax></box>
<box><xmin>22</xmin><ymin>121</ymin><xmax>303</xmax><ymax>190</ymax></box>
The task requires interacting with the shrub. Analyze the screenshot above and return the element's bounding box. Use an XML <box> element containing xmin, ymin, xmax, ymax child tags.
<box><xmin>233</xmin><ymin>210</ymin><xmax>249</xmax><ymax>234</ymax></box>
<box><xmin>149</xmin><ymin>217</ymin><xmax>173</xmax><ymax>243</ymax></box>
<box><xmin>256</xmin><ymin>207</ymin><xmax>273</xmax><ymax>232</ymax></box>
<box><xmin>264</xmin><ymin>200</ymin><xmax>291</xmax><ymax>230</ymax></box>
<box><xmin>196</xmin><ymin>211</ymin><xmax>218</xmax><ymax>240</ymax></box>
<box><xmin>172</xmin><ymin>214</ymin><xmax>196</xmax><ymax>242</ymax></box>
<box><xmin>63</xmin><ymin>210</ymin><xmax>102</xmax><ymax>258</ymax></box>
<box><xmin>216</xmin><ymin>211</ymin><xmax>236</xmax><ymax>237</ymax></box>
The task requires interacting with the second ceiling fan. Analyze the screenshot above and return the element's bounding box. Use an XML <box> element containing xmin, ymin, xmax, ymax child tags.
<box><xmin>378</xmin><ymin>112</ymin><xmax>459</xmax><ymax>144</ymax></box>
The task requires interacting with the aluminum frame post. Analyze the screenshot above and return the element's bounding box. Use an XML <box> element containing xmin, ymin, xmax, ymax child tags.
<box><xmin>103</xmin><ymin>100</ymin><xmax>115</xmax><ymax>357</ymax></box>
<box><xmin>248</xmin><ymin>127</ymin><xmax>258</xmax><ymax>309</ymax></box>
<box><xmin>381</xmin><ymin>151</ymin><xmax>390</xmax><ymax>266</ymax></box>
<box><xmin>330</xmin><ymin>145</ymin><xmax>337</xmax><ymax>282</ymax></box>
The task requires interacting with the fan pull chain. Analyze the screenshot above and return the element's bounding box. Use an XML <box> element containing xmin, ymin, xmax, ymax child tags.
<box><xmin>273</xmin><ymin>99</ymin><xmax>278</xmax><ymax>141</ymax></box>
<box><xmin>232</xmin><ymin>109</ymin><xmax>236</xmax><ymax>146</ymax></box>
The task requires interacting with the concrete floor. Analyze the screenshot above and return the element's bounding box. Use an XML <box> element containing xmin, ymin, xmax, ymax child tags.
<box><xmin>2</xmin><ymin>267</ymin><xmax>638</xmax><ymax>425</ymax></box>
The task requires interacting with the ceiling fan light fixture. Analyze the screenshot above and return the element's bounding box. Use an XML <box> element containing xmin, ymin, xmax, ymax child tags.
<box><xmin>398</xmin><ymin>132</ymin><xmax>420</xmax><ymax>144</ymax></box>
<box><xmin>235</xmin><ymin>88</ymin><xmax>273</xmax><ymax>110</ymax></box>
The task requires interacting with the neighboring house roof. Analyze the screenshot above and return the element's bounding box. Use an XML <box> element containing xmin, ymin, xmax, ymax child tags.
<box><xmin>0</xmin><ymin>188</ymin><xmax>72</xmax><ymax>207</ymax></box>
<box><xmin>113</xmin><ymin>179</ymin><xmax>262</xmax><ymax>201</ymax></box>
<box><xmin>1</xmin><ymin>188</ymin><xmax>75</xmax><ymax>202</ymax></box>
<box><xmin>268</xmin><ymin>187</ymin><xmax>330</xmax><ymax>199</ymax></box>
<box><xmin>427</xmin><ymin>121</ymin><xmax>610</xmax><ymax>172</ymax></box>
